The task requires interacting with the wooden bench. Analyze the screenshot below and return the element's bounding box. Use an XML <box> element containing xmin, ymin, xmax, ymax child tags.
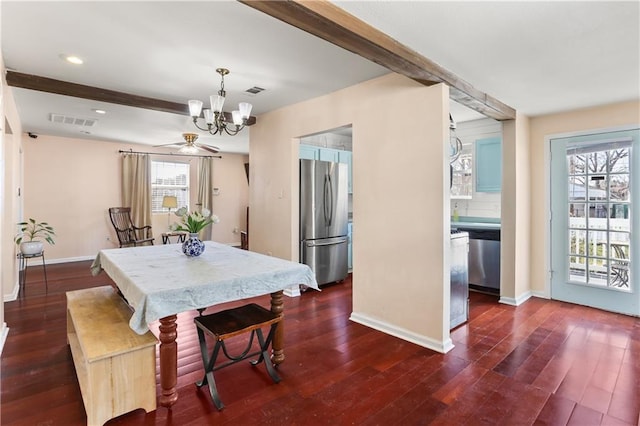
<box><xmin>194</xmin><ymin>303</ymin><xmax>282</xmax><ymax>410</ymax></box>
<box><xmin>66</xmin><ymin>286</ymin><xmax>157</xmax><ymax>426</ymax></box>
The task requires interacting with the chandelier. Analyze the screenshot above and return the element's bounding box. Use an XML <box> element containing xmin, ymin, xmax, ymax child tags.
<box><xmin>449</xmin><ymin>114</ymin><xmax>462</xmax><ymax>163</ymax></box>
<box><xmin>188</xmin><ymin>68</ymin><xmax>253</xmax><ymax>136</ymax></box>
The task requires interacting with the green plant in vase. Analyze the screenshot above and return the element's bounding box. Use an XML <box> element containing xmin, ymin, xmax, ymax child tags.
<box><xmin>15</xmin><ymin>218</ymin><xmax>56</xmax><ymax>255</ymax></box>
<box><xmin>171</xmin><ymin>207</ymin><xmax>219</xmax><ymax>257</ymax></box>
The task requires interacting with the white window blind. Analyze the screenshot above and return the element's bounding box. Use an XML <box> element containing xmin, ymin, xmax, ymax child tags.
<box><xmin>151</xmin><ymin>161</ymin><xmax>189</xmax><ymax>212</ymax></box>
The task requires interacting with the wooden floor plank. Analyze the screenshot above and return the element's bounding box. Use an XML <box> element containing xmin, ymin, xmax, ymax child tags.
<box><xmin>2</xmin><ymin>260</ymin><xmax>639</xmax><ymax>425</ymax></box>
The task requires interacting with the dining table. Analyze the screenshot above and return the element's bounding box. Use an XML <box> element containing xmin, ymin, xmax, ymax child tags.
<box><xmin>90</xmin><ymin>241</ymin><xmax>318</xmax><ymax>408</ymax></box>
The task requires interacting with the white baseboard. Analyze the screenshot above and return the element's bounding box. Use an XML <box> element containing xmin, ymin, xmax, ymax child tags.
<box><xmin>349</xmin><ymin>312</ymin><xmax>454</xmax><ymax>354</ymax></box>
<box><xmin>46</xmin><ymin>255</ymin><xmax>95</xmax><ymax>265</ymax></box>
<box><xmin>283</xmin><ymin>284</ymin><xmax>301</xmax><ymax>298</ymax></box>
<box><xmin>499</xmin><ymin>291</ymin><xmax>533</xmax><ymax>306</ymax></box>
<box><xmin>532</xmin><ymin>290</ymin><xmax>550</xmax><ymax>299</ymax></box>
<box><xmin>0</xmin><ymin>322</ymin><xmax>8</xmax><ymax>355</ymax></box>
<box><xmin>3</xmin><ymin>284</ymin><xmax>19</xmax><ymax>302</ymax></box>
<box><xmin>4</xmin><ymin>256</ymin><xmax>92</xmax><ymax>302</ymax></box>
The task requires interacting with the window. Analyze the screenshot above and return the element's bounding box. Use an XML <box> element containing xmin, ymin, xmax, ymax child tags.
<box><xmin>151</xmin><ymin>161</ymin><xmax>189</xmax><ymax>213</ymax></box>
<box><xmin>451</xmin><ymin>148</ymin><xmax>473</xmax><ymax>199</ymax></box>
<box><xmin>566</xmin><ymin>142</ymin><xmax>631</xmax><ymax>290</ymax></box>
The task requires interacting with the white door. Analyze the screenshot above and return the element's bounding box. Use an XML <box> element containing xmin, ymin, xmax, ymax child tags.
<box><xmin>550</xmin><ymin>128</ymin><xmax>639</xmax><ymax>315</ymax></box>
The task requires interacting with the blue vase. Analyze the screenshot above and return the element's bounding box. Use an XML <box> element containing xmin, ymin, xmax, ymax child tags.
<box><xmin>182</xmin><ymin>233</ymin><xmax>205</xmax><ymax>257</ymax></box>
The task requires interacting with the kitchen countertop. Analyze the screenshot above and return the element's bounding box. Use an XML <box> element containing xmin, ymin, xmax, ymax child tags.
<box><xmin>451</xmin><ymin>221</ymin><xmax>501</xmax><ymax>230</ymax></box>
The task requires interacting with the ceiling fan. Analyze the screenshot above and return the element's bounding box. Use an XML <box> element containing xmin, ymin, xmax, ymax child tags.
<box><xmin>154</xmin><ymin>133</ymin><xmax>220</xmax><ymax>154</ymax></box>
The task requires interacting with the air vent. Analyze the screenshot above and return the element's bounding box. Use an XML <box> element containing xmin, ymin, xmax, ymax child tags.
<box><xmin>245</xmin><ymin>86</ymin><xmax>265</xmax><ymax>95</ymax></box>
<box><xmin>49</xmin><ymin>113</ymin><xmax>97</xmax><ymax>127</ymax></box>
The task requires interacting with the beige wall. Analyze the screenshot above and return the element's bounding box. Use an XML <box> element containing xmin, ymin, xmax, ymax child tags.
<box><xmin>501</xmin><ymin>113</ymin><xmax>531</xmax><ymax>303</ymax></box>
<box><xmin>209</xmin><ymin>153</ymin><xmax>249</xmax><ymax>242</ymax></box>
<box><xmin>250</xmin><ymin>73</ymin><xmax>453</xmax><ymax>351</ymax></box>
<box><xmin>529</xmin><ymin>100</ymin><xmax>640</xmax><ymax>295</ymax></box>
<box><xmin>19</xmin><ymin>134</ymin><xmax>248</xmax><ymax>268</ymax></box>
<box><xmin>2</xmin><ymin>58</ymin><xmax>24</xmax><ymax>304</ymax></box>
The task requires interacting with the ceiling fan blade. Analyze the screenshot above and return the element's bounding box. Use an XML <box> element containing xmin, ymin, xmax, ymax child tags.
<box><xmin>153</xmin><ymin>142</ymin><xmax>185</xmax><ymax>148</ymax></box>
<box><xmin>198</xmin><ymin>144</ymin><xmax>220</xmax><ymax>154</ymax></box>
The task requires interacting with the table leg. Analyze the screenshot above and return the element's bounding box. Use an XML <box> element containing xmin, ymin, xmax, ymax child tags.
<box><xmin>158</xmin><ymin>315</ymin><xmax>178</xmax><ymax>408</ymax></box>
<box><xmin>270</xmin><ymin>290</ymin><xmax>285</xmax><ymax>365</ymax></box>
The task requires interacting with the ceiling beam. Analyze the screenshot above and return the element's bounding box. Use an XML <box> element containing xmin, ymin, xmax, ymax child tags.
<box><xmin>5</xmin><ymin>71</ymin><xmax>257</xmax><ymax>125</ymax></box>
<box><xmin>239</xmin><ymin>0</ymin><xmax>515</xmax><ymax>121</ymax></box>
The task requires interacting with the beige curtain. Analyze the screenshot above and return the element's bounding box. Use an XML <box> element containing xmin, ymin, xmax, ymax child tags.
<box><xmin>121</xmin><ymin>153</ymin><xmax>153</xmax><ymax>234</ymax></box>
<box><xmin>198</xmin><ymin>157</ymin><xmax>214</xmax><ymax>240</ymax></box>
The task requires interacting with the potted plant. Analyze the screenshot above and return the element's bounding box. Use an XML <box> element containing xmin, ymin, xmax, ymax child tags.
<box><xmin>14</xmin><ymin>218</ymin><xmax>56</xmax><ymax>255</ymax></box>
<box><xmin>171</xmin><ymin>207</ymin><xmax>219</xmax><ymax>257</ymax></box>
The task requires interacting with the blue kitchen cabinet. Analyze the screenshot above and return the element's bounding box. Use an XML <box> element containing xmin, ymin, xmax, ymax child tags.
<box><xmin>475</xmin><ymin>137</ymin><xmax>502</xmax><ymax>192</ymax></box>
<box><xmin>299</xmin><ymin>144</ymin><xmax>320</xmax><ymax>160</ymax></box>
<box><xmin>319</xmin><ymin>147</ymin><xmax>340</xmax><ymax>162</ymax></box>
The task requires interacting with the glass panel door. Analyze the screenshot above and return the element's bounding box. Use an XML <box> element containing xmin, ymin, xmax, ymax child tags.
<box><xmin>550</xmin><ymin>129</ymin><xmax>639</xmax><ymax>315</ymax></box>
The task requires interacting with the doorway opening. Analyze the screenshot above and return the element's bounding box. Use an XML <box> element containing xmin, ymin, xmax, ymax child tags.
<box><xmin>298</xmin><ymin>125</ymin><xmax>353</xmax><ymax>285</ymax></box>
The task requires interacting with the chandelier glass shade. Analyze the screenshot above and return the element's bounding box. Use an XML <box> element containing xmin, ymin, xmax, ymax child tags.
<box><xmin>188</xmin><ymin>68</ymin><xmax>252</xmax><ymax>136</ymax></box>
<box><xmin>449</xmin><ymin>114</ymin><xmax>462</xmax><ymax>163</ymax></box>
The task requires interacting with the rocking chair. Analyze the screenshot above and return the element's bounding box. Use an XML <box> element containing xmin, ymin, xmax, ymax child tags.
<box><xmin>108</xmin><ymin>207</ymin><xmax>155</xmax><ymax>248</ymax></box>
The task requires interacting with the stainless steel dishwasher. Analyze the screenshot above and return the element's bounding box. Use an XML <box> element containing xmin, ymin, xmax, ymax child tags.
<box><xmin>457</xmin><ymin>227</ymin><xmax>501</xmax><ymax>294</ymax></box>
<box><xmin>450</xmin><ymin>230</ymin><xmax>469</xmax><ymax>329</ymax></box>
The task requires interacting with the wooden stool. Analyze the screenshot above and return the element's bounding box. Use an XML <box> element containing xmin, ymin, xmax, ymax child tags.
<box><xmin>194</xmin><ymin>303</ymin><xmax>282</xmax><ymax>410</ymax></box>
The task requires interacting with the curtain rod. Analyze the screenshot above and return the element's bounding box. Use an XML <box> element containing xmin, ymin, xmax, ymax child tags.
<box><xmin>118</xmin><ymin>149</ymin><xmax>221</xmax><ymax>159</ymax></box>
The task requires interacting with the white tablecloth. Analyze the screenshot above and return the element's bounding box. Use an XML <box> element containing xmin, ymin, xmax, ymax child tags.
<box><xmin>91</xmin><ymin>241</ymin><xmax>318</xmax><ymax>334</ymax></box>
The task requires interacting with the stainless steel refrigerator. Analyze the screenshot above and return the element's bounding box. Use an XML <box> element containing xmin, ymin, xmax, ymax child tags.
<box><xmin>300</xmin><ymin>159</ymin><xmax>349</xmax><ymax>286</ymax></box>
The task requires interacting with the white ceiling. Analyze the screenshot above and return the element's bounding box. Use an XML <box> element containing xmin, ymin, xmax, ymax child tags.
<box><xmin>2</xmin><ymin>1</ymin><xmax>639</xmax><ymax>154</ymax></box>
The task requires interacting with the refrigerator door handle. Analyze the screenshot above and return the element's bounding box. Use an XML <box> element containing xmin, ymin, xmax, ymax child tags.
<box><xmin>305</xmin><ymin>237</ymin><xmax>348</xmax><ymax>247</ymax></box>
<box><xmin>323</xmin><ymin>173</ymin><xmax>333</xmax><ymax>227</ymax></box>
<box><xmin>327</xmin><ymin>173</ymin><xmax>333</xmax><ymax>226</ymax></box>
<box><xmin>323</xmin><ymin>174</ymin><xmax>329</xmax><ymax>225</ymax></box>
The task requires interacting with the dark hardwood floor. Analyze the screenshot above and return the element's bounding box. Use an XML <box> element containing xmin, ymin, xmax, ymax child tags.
<box><xmin>2</xmin><ymin>261</ymin><xmax>639</xmax><ymax>425</ymax></box>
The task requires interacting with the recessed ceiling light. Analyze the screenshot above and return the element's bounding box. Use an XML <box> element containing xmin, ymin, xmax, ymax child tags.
<box><xmin>60</xmin><ymin>54</ymin><xmax>84</xmax><ymax>65</ymax></box>
<box><xmin>93</xmin><ymin>109</ymin><xmax>106</xmax><ymax>114</ymax></box>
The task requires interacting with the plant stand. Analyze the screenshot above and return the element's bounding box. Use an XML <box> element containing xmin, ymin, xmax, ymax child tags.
<box><xmin>17</xmin><ymin>251</ymin><xmax>48</xmax><ymax>297</ymax></box>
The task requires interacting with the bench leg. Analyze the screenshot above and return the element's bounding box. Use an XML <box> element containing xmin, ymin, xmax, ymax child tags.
<box><xmin>195</xmin><ymin>329</ymin><xmax>225</xmax><ymax>410</ymax></box>
<box><xmin>251</xmin><ymin>326</ymin><xmax>281</xmax><ymax>384</ymax></box>
<box><xmin>195</xmin><ymin>325</ymin><xmax>280</xmax><ymax>410</ymax></box>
